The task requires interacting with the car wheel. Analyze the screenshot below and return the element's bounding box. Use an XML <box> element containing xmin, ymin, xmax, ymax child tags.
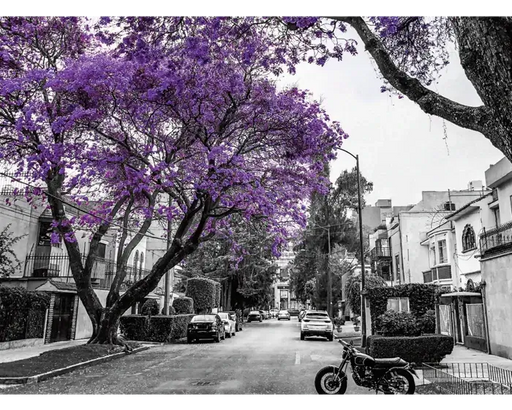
<box><xmin>328</xmin><ymin>334</ymin><xmax>333</xmax><ymax>341</ymax></box>
<box><xmin>215</xmin><ymin>333</ymin><xmax>220</xmax><ymax>343</ymax></box>
<box><xmin>300</xmin><ymin>332</ymin><xmax>305</xmax><ymax>340</ymax></box>
<box><xmin>278</xmin><ymin>318</ymin><xmax>280</xmax><ymax>321</ymax></box>
<box><xmin>221</xmin><ymin>332</ymin><xmax>226</xmax><ymax>340</ymax></box>
<box><xmin>187</xmin><ymin>336</ymin><xmax>193</xmax><ymax>344</ymax></box>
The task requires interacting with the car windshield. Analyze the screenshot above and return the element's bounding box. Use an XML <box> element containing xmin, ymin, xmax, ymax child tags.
<box><xmin>191</xmin><ymin>315</ymin><xmax>216</xmax><ymax>322</ymax></box>
<box><xmin>279</xmin><ymin>310</ymin><xmax>288</xmax><ymax>314</ymax></box>
<box><xmin>305</xmin><ymin>312</ymin><xmax>330</xmax><ymax>320</ymax></box>
<box><xmin>218</xmin><ymin>313</ymin><xmax>229</xmax><ymax>319</ymax></box>
<box><xmin>249</xmin><ymin>311</ymin><xmax>260</xmax><ymax>314</ymax></box>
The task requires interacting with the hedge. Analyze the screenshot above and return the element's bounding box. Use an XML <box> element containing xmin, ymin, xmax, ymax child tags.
<box><xmin>0</xmin><ymin>286</ymin><xmax>50</xmax><ymax>342</ymax></box>
<box><xmin>367</xmin><ymin>334</ymin><xmax>454</xmax><ymax>364</ymax></box>
<box><xmin>367</xmin><ymin>283</ymin><xmax>437</xmax><ymax>333</ymax></box>
<box><xmin>173</xmin><ymin>297</ymin><xmax>194</xmax><ymax>314</ymax></box>
<box><xmin>119</xmin><ymin>314</ymin><xmax>195</xmax><ymax>342</ymax></box>
<box><xmin>186</xmin><ymin>277</ymin><xmax>217</xmax><ymax>313</ymax></box>
<box><xmin>214</xmin><ymin>281</ymin><xmax>221</xmax><ymax>309</ymax></box>
<box><xmin>140</xmin><ymin>299</ymin><xmax>160</xmax><ymax>316</ymax></box>
<box><xmin>161</xmin><ymin>305</ymin><xmax>176</xmax><ymax>315</ymax></box>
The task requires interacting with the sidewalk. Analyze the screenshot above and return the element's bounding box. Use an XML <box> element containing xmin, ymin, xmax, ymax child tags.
<box><xmin>0</xmin><ymin>339</ymin><xmax>89</xmax><ymax>364</ymax></box>
<box><xmin>333</xmin><ymin>327</ymin><xmax>512</xmax><ymax>371</ymax></box>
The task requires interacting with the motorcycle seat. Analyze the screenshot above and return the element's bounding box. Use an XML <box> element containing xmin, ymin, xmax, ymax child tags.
<box><xmin>373</xmin><ymin>357</ymin><xmax>407</xmax><ymax>366</ymax></box>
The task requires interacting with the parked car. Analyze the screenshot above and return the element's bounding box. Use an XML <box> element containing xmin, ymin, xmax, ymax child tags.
<box><xmin>218</xmin><ymin>312</ymin><xmax>236</xmax><ymax>338</ymax></box>
<box><xmin>259</xmin><ymin>310</ymin><xmax>269</xmax><ymax>320</ymax></box>
<box><xmin>277</xmin><ymin>310</ymin><xmax>291</xmax><ymax>320</ymax></box>
<box><xmin>228</xmin><ymin>310</ymin><xmax>243</xmax><ymax>332</ymax></box>
<box><xmin>300</xmin><ymin>310</ymin><xmax>333</xmax><ymax>341</ymax></box>
<box><xmin>247</xmin><ymin>311</ymin><xmax>263</xmax><ymax>322</ymax></box>
<box><xmin>270</xmin><ymin>308</ymin><xmax>279</xmax><ymax>318</ymax></box>
<box><xmin>187</xmin><ymin>314</ymin><xmax>226</xmax><ymax>343</ymax></box>
<box><xmin>288</xmin><ymin>309</ymin><xmax>300</xmax><ymax>318</ymax></box>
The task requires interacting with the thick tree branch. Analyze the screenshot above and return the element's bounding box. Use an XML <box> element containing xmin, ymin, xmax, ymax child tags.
<box><xmin>332</xmin><ymin>17</ymin><xmax>494</xmax><ymax>135</ymax></box>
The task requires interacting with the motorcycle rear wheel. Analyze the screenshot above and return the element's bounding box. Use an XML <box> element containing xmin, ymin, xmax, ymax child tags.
<box><xmin>315</xmin><ymin>366</ymin><xmax>348</xmax><ymax>394</ymax></box>
<box><xmin>383</xmin><ymin>368</ymin><xmax>415</xmax><ymax>395</ymax></box>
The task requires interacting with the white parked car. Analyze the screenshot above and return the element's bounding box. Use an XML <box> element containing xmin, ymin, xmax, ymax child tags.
<box><xmin>218</xmin><ymin>312</ymin><xmax>236</xmax><ymax>338</ymax></box>
<box><xmin>300</xmin><ymin>310</ymin><xmax>333</xmax><ymax>341</ymax></box>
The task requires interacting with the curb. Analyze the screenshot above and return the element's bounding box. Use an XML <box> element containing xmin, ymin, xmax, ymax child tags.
<box><xmin>0</xmin><ymin>345</ymin><xmax>150</xmax><ymax>385</ymax></box>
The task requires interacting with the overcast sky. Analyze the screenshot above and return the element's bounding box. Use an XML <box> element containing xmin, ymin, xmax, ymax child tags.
<box><xmin>279</xmin><ymin>26</ymin><xmax>503</xmax><ymax>208</ymax></box>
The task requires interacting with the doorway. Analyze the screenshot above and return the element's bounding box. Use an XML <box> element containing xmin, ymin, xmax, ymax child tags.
<box><xmin>50</xmin><ymin>293</ymin><xmax>75</xmax><ymax>342</ymax></box>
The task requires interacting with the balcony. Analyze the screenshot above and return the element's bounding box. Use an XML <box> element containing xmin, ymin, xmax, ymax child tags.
<box><xmin>23</xmin><ymin>254</ymin><xmax>150</xmax><ymax>290</ymax></box>
<box><xmin>479</xmin><ymin>221</ymin><xmax>512</xmax><ymax>257</ymax></box>
<box><xmin>423</xmin><ymin>265</ymin><xmax>452</xmax><ymax>284</ymax></box>
<box><xmin>370</xmin><ymin>247</ymin><xmax>391</xmax><ymax>260</ymax></box>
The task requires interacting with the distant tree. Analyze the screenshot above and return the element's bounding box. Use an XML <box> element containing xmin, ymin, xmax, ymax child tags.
<box><xmin>0</xmin><ymin>224</ymin><xmax>27</xmax><ymax>278</ymax></box>
<box><xmin>345</xmin><ymin>273</ymin><xmax>387</xmax><ymax>316</ymax></box>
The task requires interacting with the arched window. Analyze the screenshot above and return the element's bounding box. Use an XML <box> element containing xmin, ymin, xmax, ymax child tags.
<box><xmin>462</xmin><ymin>224</ymin><xmax>476</xmax><ymax>252</ymax></box>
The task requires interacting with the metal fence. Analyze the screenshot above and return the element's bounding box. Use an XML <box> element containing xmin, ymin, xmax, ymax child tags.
<box><xmin>421</xmin><ymin>362</ymin><xmax>512</xmax><ymax>394</ymax></box>
<box><xmin>23</xmin><ymin>254</ymin><xmax>151</xmax><ymax>290</ymax></box>
<box><xmin>480</xmin><ymin>221</ymin><xmax>512</xmax><ymax>256</ymax></box>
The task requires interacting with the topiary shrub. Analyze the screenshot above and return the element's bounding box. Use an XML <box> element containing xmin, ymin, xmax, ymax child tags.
<box><xmin>140</xmin><ymin>299</ymin><xmax>160</xmax><ymax>316</ymax></box>
<box><xmin>173</xmin><ymin>297</ymin><xmax>194</xmax><ymax>314</ymax></box>
<box><xmin>120</xmin><ymin>314</ymin><xmax>195</xmax><ymax>342</ymax></box>
<box><xmin>376</xmin><ymin>310</ymin><xmax>420</xmax><ymax>336</ymax></box>
<box><xmin>161</xmin><ymin>305</ymin><xmax>176</xmax><ymax>315</ymax></box>
<box><xmin>418</xmin><ymin>309</ymin><xmax>436</xmax><ymax>334</ymax></box>
<box><xmin>186</xmin><ymin>277</ymin><xmax>216</xmax><ymax>313</ymax></box>
<box><xmin>367</xmin><ymin>334</ymin><xmax>454</xmax><ymax>364</ymax></box>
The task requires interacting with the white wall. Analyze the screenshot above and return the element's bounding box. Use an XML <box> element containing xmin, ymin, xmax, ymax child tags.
<box><xmin>74</xmin><ymin>289</ymin><xmax>110</xmax><ymax>340</ymax></box>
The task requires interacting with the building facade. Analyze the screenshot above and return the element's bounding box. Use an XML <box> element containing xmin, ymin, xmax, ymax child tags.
<box><xmin>478</xmin><ymin>157</ymin><xmax>512</xmax><ymax>359</ymax></box>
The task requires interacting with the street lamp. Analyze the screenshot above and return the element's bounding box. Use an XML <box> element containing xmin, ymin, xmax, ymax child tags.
<box><xmin>338</xmin><ymin>148</ymin><xmax>367</xmax><ymax>348</ymax></box>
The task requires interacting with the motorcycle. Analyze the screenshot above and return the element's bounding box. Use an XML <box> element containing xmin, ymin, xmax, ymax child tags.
<box><xmin>315</xmin><ymin>339</ymin><xmax>417</xmax><ymax>394</ymax></box>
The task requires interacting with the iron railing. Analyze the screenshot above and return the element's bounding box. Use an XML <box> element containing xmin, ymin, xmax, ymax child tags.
<box><xmin>480</xmin><ymin>221</ymin><xmax>512</xmax><ymax>257</ymax></box>
<box><xmin>421</xmin><ymin>362</ymin><xmax>512</xmax><ymax>394</ymax></box>
<box><xmin>23</xmin><ymin>254</ymin><xmax>151</xmax><ymax>290</ymax></box>
<box><xmin>422</xmin><ymin>265</ymin><xmax>452</xmax><ymax>284</ymax></box>
<box><xmin>370</xmin><ymin>247</ymin><xmax>391</xmax><ymax>259</ymax></box>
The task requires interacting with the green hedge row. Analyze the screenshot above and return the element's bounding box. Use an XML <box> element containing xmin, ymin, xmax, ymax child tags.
<box><xmin>186</xmin><ymin>277</ymin><xmax>218</xmax><ymax>313</ymax></box>
<box><xmin>0</xmin><ymin>286</ymin><xmax>50</xmax><ymax>342</ymax></box>
<box><xmin>141</xmin><ymin>299</ymin><xmax>160</xmax><ymax>316</ymax></box>
<box><xmin>119</xmin><ymin>314</ymin><xmax>195</xmax><ymax>342</ymax></box>
<box><xmin>367</xmin><ymin>334</ymin><xmax>454</xmax><ymax>364</ymax></box>
<box><xmin>173</xmin><ymin>297</ymin><xmax>194</xmax><ymax>314</ymax></box>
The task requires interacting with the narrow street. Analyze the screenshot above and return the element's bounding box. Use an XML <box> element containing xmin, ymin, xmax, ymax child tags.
<box><xmin>2</xmin><ymin>317</ymin><xmax>370</xmax><ymax>394</ymax></box>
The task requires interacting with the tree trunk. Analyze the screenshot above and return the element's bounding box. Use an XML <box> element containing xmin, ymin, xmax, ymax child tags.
<box><xmin>88</xmin><ymin>307</ymin><xmax>123</xmax><ymax>345</ymax></box>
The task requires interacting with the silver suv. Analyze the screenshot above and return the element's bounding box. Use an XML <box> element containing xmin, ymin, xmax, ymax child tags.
<box><xmin>300</xmin><ymin>310</ymin><xmax>333</xmax><ymax>341</ymax></box>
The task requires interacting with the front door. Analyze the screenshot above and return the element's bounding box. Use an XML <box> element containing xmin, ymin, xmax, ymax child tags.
<box><xmin>50</xmin><ymin>293</ymin><xmax>74</xmax><ymax>342</ymax></box>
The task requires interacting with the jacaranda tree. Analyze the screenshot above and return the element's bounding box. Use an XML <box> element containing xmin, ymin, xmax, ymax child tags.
<box><xmin>0</xmin><ymin>17</ymin><xmax>346</xmax><ymax>344</ymax></box>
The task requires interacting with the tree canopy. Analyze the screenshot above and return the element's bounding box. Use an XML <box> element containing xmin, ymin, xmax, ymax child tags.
<box><xmin>0</xmin><ymin>17</ymin><xmax>346</xmax><ymax>343</ymax></box>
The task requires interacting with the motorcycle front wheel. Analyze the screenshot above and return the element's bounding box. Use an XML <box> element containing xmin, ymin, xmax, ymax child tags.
<box><xmin>314</xmin><ymin>366</ymin><xmax>348</xmax><ymax>394</ymax></box>
<box><xmin>382</xmin><ymin>368</ymin><xmax>415</xmax><ymax>394</ymax></box>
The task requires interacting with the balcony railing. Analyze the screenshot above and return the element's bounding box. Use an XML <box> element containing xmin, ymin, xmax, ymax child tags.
<box><xmin>370</xmin><ymin>247</ymin><xmax>391</xmax><ymax>259</ymax></box>
<box><xmin>480</xmin><ymin>221</ymin><xmax>512</xmax><ymax>257</ymax></box>
<box><xmin>23</xmin><ymin>254</ymin><xmax>151</xmax><ymax>290</ymax></box>
<box><xmin>423</xmin><ymin>265</ymin><xmax>452</xmax><ymax>284</ymax></box>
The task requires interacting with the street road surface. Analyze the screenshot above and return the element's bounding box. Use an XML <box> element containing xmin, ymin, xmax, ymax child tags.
<box><xmin>2</xmin><ymin>317</ymin><xmax>371</xmax><ymax>394</ymax></box>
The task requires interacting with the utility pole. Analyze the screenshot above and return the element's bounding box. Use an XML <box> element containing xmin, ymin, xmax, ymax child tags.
<box><xmin>163</xmin><ymin>196</ymin><xmax>172</xmax><ymax>315</ymax></box>
<box><xmin>327</xmin><ymin>226</ymin><xmax>332</xmax><ymax>318</ymax></box>
<box><xmin>356</xmin><ymin>154</ymin><xmax>367</xmax><ymax>348</ymax></box>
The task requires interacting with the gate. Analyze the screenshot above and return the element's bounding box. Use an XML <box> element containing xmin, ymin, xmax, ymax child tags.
<box><xmin>50</xmin><ymin>293</ymin><xmax>75</xmax><ymax>342</ymax></box>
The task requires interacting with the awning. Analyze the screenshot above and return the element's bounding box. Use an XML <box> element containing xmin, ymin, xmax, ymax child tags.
<box><xmin>439</xmin><ymin>291</ymin><xmax>481</xmax><ymax>298</ymax></box>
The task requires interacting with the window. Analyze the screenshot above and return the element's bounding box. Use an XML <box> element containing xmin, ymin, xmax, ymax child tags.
<box><xmin>493</xmin><ymin>207</ymin><xmax>501</xmax><ymax>228</ymax></box>
<box><xmin>37</xmin><ymin>221</ymin><xmax>52</xmax><ymax>246</ymax></box>
<box><xmin>394</xmin><ymin>254</ymin><xmax>401</xmax><ymax>282</ymax></box>
<box><xmin>430</xmin><ymin>245</ymin><xmax>436</xmax><ymax>266</ymax></box>
<box><xmin>387</xmin><ymin>297</ymin><xmax>410</xmax><ymax>313</ymax></box>
<box><xmin>438</xmin><ymin>239</ymin><xmax>447</xmax><ymax>264</ymax></box>
<box><xmin>443</xmin><ymin>201</ymin><xmax>456</xmax><ymax>211</ymax></box>
<box><xmin>462</xmin><ymin>224</ymin><xmax>476</xmax><ymax>252</ymax></box>
<box><xmin>97</xmin><ymin>243</ymin><xmax>106</xmax><ymax>259</ymax></box>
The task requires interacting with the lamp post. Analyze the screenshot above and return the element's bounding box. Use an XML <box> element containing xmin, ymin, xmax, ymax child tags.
<box><xmin>338</xmin><ymin>148</ymin><xmax>367</xmax><ymax>348</ymax></box>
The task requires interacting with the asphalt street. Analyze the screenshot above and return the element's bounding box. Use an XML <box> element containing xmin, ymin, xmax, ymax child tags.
<box><xmin>1</xmin><ymin>317</ymin><xmax>371</xmax><ymax>394</ymax></box>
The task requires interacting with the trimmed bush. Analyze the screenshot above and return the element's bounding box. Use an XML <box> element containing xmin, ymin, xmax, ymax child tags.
<box><xmin>186</xmin><ymin>277</ymin><xmax>217</xmax><ymax>313</ymax></box>
<box><xmin>173</xmin><ymin>297</ymin><xmax>194</xmax><ymax>314</ymax></box>
<box><xmin>376</xmin><ymin>310</ymin><xmax>420</xmax><ymax>336</ymax></box>
<box><xmin>119</xmin><ymin>314</ymin><xmax>195</xmax><ymax>342</ymax></box>
<box><xmin>214</xmin><ymin>281</ymin><xmax>221</xmax><ymax>309</ymax></box>
<box><xmin>140</xmin><ymin>299</ymin><xmax>160</xmax><ymax>316</ymax></box>
<box><xmin>161</xmin><ymin>305</ymin><xmax>176</xmax><ymax>315</ymax></box>
<box><xmin>418</xmin><ymin>310</ymin><xmax>436</xmax><ymax>334</ymax></box>
<box><xmin>0</xmin><ymin>286</ymin><xmax>50</xmax><ymax>342</ymax></box>
<box><xmin>367</xmin><ymin>335</ymin><xmax>454</xmax><ymax>364</ymax></box>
